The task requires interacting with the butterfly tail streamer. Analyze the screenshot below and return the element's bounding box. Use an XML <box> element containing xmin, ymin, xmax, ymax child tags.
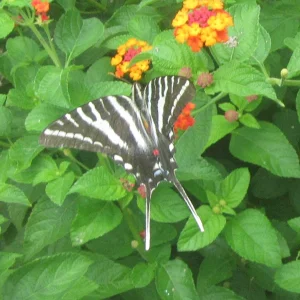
<box><xmin>145</xmin><ymin>184</ymin><xmax>152</xmax><ymax>251</ymax></box>
<box><xmin>172</xmin><ymin>177</ymin><xmax>205</xmax><ymax>232</ymax></box>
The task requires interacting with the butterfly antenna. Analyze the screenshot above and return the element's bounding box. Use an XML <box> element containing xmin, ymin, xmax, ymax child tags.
<box><xmin>145</xmin><ymin>184</ymin><xmax>152</xmax><ymax>251</ymax></box>
<box><xmin>172</xmin><ymin>177</ymin><xmax>205</xmax><ymax>232</ymax></box>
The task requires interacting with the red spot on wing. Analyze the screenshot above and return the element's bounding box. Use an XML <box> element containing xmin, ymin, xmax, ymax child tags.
<box><xmin>152</xmin><ymin>149</ymin><xmax>160</xmax><ymax>156</ymax></box>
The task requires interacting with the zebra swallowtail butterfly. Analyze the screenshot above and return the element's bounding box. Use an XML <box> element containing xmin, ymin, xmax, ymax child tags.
<box><xmin>40</xmin><ymin>76</ymin><xmax>205</xmax><ymax>250</ymax></box>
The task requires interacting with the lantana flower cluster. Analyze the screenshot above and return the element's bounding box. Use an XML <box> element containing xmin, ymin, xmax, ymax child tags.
<box><xmin>174</xmin><ymin>102</ymin><xmax>196</xmax><ymax>133</ymax></box>
<box><xmin>111</xmin><ymin>38</ymin><xmax>152</xmax><ymax>81</ymax></box>
<box><xmin>31</xmin><ymin>0</ymin><xmax>50</xmax><ymax>22</ymax></box>
<box><xmin>172</xmin><ymin>0</ymin><xmax>234</xmax><ymax>52</ymax></box>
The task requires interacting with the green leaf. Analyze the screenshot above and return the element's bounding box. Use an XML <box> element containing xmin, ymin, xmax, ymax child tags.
<box><xmin>221</xmin><ymin>168</ymin><xmax>250</xmax><ymax>208</ymax></box>
<box><xmin>211</xmin><ymin>3</ymin><xmax>260</xmax><ymax>63</ymax></box>
<box><xmin>24</xmin><ymin>197</ymin><xmax>77</xmax><ymax>259</ymax></box>
<box><xmin>46</xmin><ymin>172</ymin><xmax>75</xmax><ymax>206</ymax></box>
<box><xmin>0</xmin><ymin>183</ymin><xmax>31</xmax><ymax>206</ymax></box>
<box><xmin>128</xmin><ymin>15</ymin><xmax>160</xmax><ymax>43</ymax></box>
<box><xmin>152</xmin><ymin>39</ymin><xmax>207</xmax><ymax>75</ymax></box>
<box><xmin>156</xmin><ymin>259</ymin><xmax>199</xmax><ymax>300</ymax></box>
<box><xmin>218</xmin><ymin>103</ymin><xmax>236</xmax><ymax>112</ymax></box>
<box><xmin>248</xmin><ymin>25</ymin><xmax>271</xmax><ymax>65</ymax></box>
<box><xmin>239</xmin><ymin>113</ymin><xmax>261</xmax><ymax>128</ymax></box>
<box><xmin>229</xmin><ymin>121</ymin><xmax>300</xmax><ymax>178</ymax></box>
<box><xmin>288</xmin><ymin>217</ymin><xmax>300</xmax><ymax>233</ymax></box>
<box><xmin>86</xmin><ymin>57</ymin><xmax>115</xmax><ymax>84</ymax></box>
<box><xmin>205</xmin><ymin>115</ymin><xmax>239</xmax><ymax>149</ymax></box>
<box><xmin>137</xmin><ymin>185</ymin><xmax>191</xmax><ymax>223</ymax></box>
<box><xmin>3</xmin><ymin>253</ymin><xmax>93</xmax><ymax>299</ymax></box>
<box><xmin>275</xmin><ymin>261</ymin><xmax>300</xmax><ymax>293</ymax></box>
<box><xmin>9</xmin><ymin>135</ymin><xmax>44</xmax><ymax>171</ymax></box>
<box><xmin>54</xmin><ymin>9</ymin><xmax>104</xmax><ymax>63</ymax></box>
<box><xmin>85</xmin><ymin>254</ymin><xmax>133</xmax><ymax>298</ymax></box>
<box><xmin>0</xmin><ymin>10</ymin><xmax>14</xmax><ymax>39</ymax></box>
<box><xmin>199</xmin><ymin>286</ymin><xmax>244</xmax><ymax>300</ymax></box>
<box><xmin>261</xmin><ymin>5</ymin><xmax>300</xmax><ymax>52</ymax></box>
<box><xmin>176</xmin><ymin>103</ymin><xmax>212</xmax><ymax>167</ymax></box>
<box><xmin>86</xmin><ymin>81</ymin><xmax>131</xmax><ymax>100</ymax></box>
<box><xmin>197</xmin><ymin>255</ymin><xmax>236</xmax><ymax>292</ymax></box>
<box><xmin>34</xmin><ymin>66</ymin><xmax>70</xmax><ymax>108</ymax></box>
<box><xmin>224</xmin><ymin>209</ymin><xmax>282</xmax><ymax>267</ymax></box>
<box><xmin>205</xmin><ymin>61</ymin><xmax>279</xmax><ymax>104</ymax></box>
<box><xmin>287</xmin><ymin>47</ymin><xmax>300</xmax><ymax>79</ymax></box>
<box><xmin>178</xmin><ymin>206</ymin><xmax>226</xmax><ymax>251</ymax></box>
<box><xmin>131</xmin><ymin>262</ymin><xmax>156</xmax><ymax>288</ymax></box>
<box><xmin>0</xmin><ymin>106</ymin><xmax>12</xmax><ymax>136</ymax></box>
<box><xmin>26</xmin><ymin>103</ymin><xmax>68</xmax><ymax>132</ymax></box>
<box><xmin>71</xmin><ymin>198</ymin><xmax>122</xmax><ymax>246</ymax></box>
<box><xmin>6</xmin><ymin>36</ymin><xmax>41</xmax><ymax>65</ymax></box>
<box><xmin>69</xmin><ymin>167</ymin><xmax>126</xmax><ymax>200</ymax></box>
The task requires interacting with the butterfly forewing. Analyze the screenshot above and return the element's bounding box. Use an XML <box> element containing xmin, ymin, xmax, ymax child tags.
<box><xmin>144</xmin><ymin>76</ymin><xmax>196</xmax><ymax>140</ymax></box>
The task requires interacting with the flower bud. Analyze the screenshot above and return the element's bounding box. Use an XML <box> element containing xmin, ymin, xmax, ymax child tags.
<box><xmin>224</xmin><ymin>110</ymin><xmax>239</xmax><ymax>122</ymax></box>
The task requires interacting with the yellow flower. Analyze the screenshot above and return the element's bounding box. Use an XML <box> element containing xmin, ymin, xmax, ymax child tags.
<box><xmin>174</xmin><ymin>24</ymin><xmax>190</xmax><ymax>43</ymax></box>
<box><xmin>111</xmin><ymin>54</ymin><xmax>122</xmax><ymax>66</ymax></box>
<box><xmin>172</xmin><ymin>9</ymin><xmax>188</xmax><ymax>27</ymax></box>
<box><xmin>200</xmin><ymin>27</ymin><xmax>217</xmax><ymax>46</ymax></box>
<box><xmin>136</xmin><ymin>61</ymin><xmax>150</xmax><ymax>72</ymax></box>
<box><xmin>126</xmin><ymin>38</ymin><xmax>138</xmax><ymax>47</ymax></box>
<box><xmin>117</xmin><ymin>45</ymin><xmax>126</xmax><ymax>55</ymax></box>
<box><xmin>199</xmin><ymin>0</ymin><xmax>223</xmax><ymax>9</ymax></box>
<box><xmin>183</xmin><ymin>0</ymin><xmax>199</xmax><ymax>10</ymax></box>
<box><xmin>208</xmin><ymin>12</ymin><xmax>233</xmax><ymax>31</ymax></box>
<box><xmin>188</xmin><ymin>23</ymin><xmax>201</xmax><ymax>37</ymax></box>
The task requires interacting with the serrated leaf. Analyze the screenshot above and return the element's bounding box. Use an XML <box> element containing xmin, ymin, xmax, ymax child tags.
<box><xmin>0</xmin><ymin>106</ymin><xmax>12</xmax><ymax>136</ymax></box>
<box><xmin>239</xmin><ymin>113</ymin><xmax>260</xmax><ymax>128</ymax></box>
<box><xmin>156</xmin><ymin>259</ymin><xmax>199</xmax><ymax>300</ymax></box>
<box><xmin>205</xmin><ymin>61</ymin><xmax>279</xmax><ymax>103</ymax></box>
<box><xmin>224</xmin><ymin>209</ymin><xmax>282</xmax><ymax>267</ymax></box>
<box><xmin>34</xmin><ymin>66</ymin><xmax>70</xmax><ymax>108</ymax></box>
<box><xmin>230</xmin><ymin>121</ymin><xmax>300</xmax><ymax>178</ymax></box>
<box><xmin>152</xmin><ymin>39</ymin><xmax>207</xmax><ymax>75</ymax></box>
<box><xmin>221</xmin><ymin>168</ymin><xmax>250</xmax><ymax>208</ymax></box>
<box><xmin>86</xmin><ymin>81</ymin><xmax>131</xmax><ymax>100</ymax></box>
<box><xmin>69</xmin><ymin>167</ymin><xmax>126</xmax><ymax>200</ymax></box>
<box><xmin>131</xmin><ymin>262</ymin><xmax>156</xmax><ymax>288</ymax></box>
<box><xmin>86</xmin><ymin>57</ymin><xmax>115</xmax><ymax>84</ymax></box>
<box><xmin>211</xmin><ymin>3</ymin><xmax>260</xmax><ymax>63</ymax></box>
<box><xmin>71</xmin><ymin>198</ymin><xmax>122</xmax><ymax>246</ymax></box>
<box><xmin>178</xmin><ymin>206</ymin><xmax>226</xmax><ymax>251</ymax></box>
<box><xmin>54</xmin><ymin>9</ymin><xmax>104</xmax><ymax>63</ymax></box>
<box><xmin>46</xmin><ymin>172</ymin><xmax>75</xmax><ymax>206</ymax></box>
<box><xmin>6</xmin><ymin>36</ymin><xmax>40</xmax><ymax>65</ymax></box>
<box><xmin>0</xmin><ymin>183</ymin><xmax>31</xmax><ymax>206</ymax></box>
<box><xmin>205</xmin><ymin>115</ymin><xmax>239</xmax><ymax>149</ymax></box>
<box><xmin>26</xmin><ymin>103</ymin><xmax>68</xmax><ymax>132</ymax></box>
<box><xmin>0</xmin><ymin>10</ymin><xmax>14</xmax><ymax>39</ymax></box>
<box><xmin>9</xmin><ymin>135</ymin><xmax>44</xmax><ymax>171</ymax></box>
<box><xmin>24</xmin><ymin>197</ymin><xmax>77</xmax><ymax>259</ymax></box>
<box><xmin>3</xmin><ymin>253</ymin><xmax>93</xmax><ymax>300</ymax></box>
<box><xmin>275</xmin><ymin>261</ymin><xmax>300</xmax><ymax>293</ymax></box>
<box><xmin>137</xmin><ymin>185</ymin><xmax>190</xmax><ymax>223</ymax></box>
<box><xmin>85</xmin><ymin>254</ymin><xmax>133</xmax><ymax>298</ymax></box>
<box><xmin>128</xmin><ymin>15</ymin><xmax>160</xmax><ymax>43</ymax></box>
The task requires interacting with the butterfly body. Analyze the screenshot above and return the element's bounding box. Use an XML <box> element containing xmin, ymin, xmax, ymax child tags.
<box><xmin>40</xmin><ymin>76</ymin><xmax>204</xmax><ymax>250</ymax></box>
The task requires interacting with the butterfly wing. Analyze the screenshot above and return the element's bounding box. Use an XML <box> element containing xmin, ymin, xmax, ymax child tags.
<box><xmin>143</xmin><ymin>76</ymin><xmax>196</xmax><ymax>142</ymax></box>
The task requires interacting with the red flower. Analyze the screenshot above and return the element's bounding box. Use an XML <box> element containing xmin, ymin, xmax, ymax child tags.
<box><xmin>174</xmin><ymin>102</ymin><xmax>196</xmax><ymax>133</ymax></box>
<box><xmin>138</xmin><ymin>184</ymin><xmax>146</xmax><ymax>198</ymax></box>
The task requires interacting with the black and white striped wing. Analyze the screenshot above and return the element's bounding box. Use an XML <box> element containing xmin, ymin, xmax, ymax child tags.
<box><xmin>40</xmin><ymin>95</ymin><xmax>155</xmax><ymax>178</ymax></box>
<box><xmin>143</xmin><ymin>76</ymin><xmax>196</xmax><ymax>141</ymax></box>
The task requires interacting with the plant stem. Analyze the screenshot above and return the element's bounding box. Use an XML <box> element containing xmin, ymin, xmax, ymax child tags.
<box><xmin>87</xmin><ymin>0</ymin><xmax>106</xmax><ymax>10</ymax></box>
<box><xmin>44</xmin><ymin>25</ymin><xmax>62</xmax><ymax>68</ymax></box>
<box><xmin>192</xmin><ymin>92</ymin><xmax>227</xmax><ymax>115</ymax></box>
<box><xmin>62</xmin><ymin>150</ymin><xmax>90</xmax><ymax>171</ymax></box>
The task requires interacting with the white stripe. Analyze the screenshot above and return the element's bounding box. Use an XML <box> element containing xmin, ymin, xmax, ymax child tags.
<box><xmin>94</xmin><ymin>141</ymin><xmax>103</xmax><ymax>147</ymax></box>
<box><xmin>57</xmin><ymin>120</ymin><xmax>64</xmax><ymax>126</ymax></box>
<box><xmin>157</xmin><ymin>77</ymin><xmax>169</xmax><ymax>132</ymax></box>
<box><xmin>106</xmin><ymin>96</ymin><xmax>148</xmax><ymax>149</ymax></box>
<box><xmin>66</xmin><ymin>133</ymin><xmax>74</xmax><ymax>138</ymax></box>
<box><xmin>74</xmin><ymin>133</ymin><xmax>83</xmax><ymax>140</ymax></box>
<box><xmin>83</xmin><ymin>137</ymin><xmax>93</xmax><ymax>144</ymax></box>
<box><xmin>124</xmin><ymin>163</ymin><xmax>133</xmax><ymax>170</ymax></box>
<box><xmin>57</xmin><ymin>131</ymin><xmax>66</xmax><ymax>137</ymax></box>
<box><xmin>77</xmin><ymin>105</ymin><xmax>128</xmax><ymax>149</ymax></box>
<box><xmin>114</xmin><ymin>155</ymin><xmax>123</xmax><ymax>162</ymax></box>
<box><xmin>65</xmin><ymin>114</ymin><xmax>79</xmax><ymax>127</ymax></box>
<box><xmin>170</xmin><ymin>80</ymin><xmax>190</xmax><ymax>118</ymax></box>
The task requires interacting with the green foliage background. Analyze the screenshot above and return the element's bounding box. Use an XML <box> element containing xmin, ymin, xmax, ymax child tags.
<box><xmin>1</xmin><ymin>0</ymin><xmax>300</xmax><ymax>299</ymax></box>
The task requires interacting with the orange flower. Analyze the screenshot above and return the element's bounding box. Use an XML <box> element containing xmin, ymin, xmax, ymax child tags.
<box><xmin>172</xmin><ymin>0</ymin><xmax>233</xmax><ymax>52</ymax></box>
<box><xmin>174</xmin><ymin>102</ymin><xmax>196</xmax><ymax>133</ymax></box>
<box><xmin>31</xmin><ymin>0</ymin><xmax>50</xmax><ymax>22</ymax></box>
<box><xmin>111</xmin><ymin>38</ymin><xmax>152</xmax><ymax>81</ymax></box>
